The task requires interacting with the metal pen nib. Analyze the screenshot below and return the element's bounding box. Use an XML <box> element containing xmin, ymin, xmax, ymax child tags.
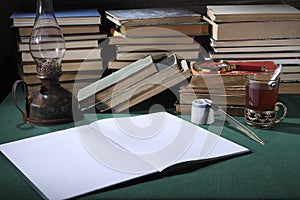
<box><xmin>205</xmin><ymin>99</ymin><xmax>265</xmax><ymax>145</ymax></box>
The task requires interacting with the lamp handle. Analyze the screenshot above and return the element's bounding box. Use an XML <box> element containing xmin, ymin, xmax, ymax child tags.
<box><xmin>12</xmin><ymin>80</ymin><xmax>29</xmax><ymax>123</ymax></box>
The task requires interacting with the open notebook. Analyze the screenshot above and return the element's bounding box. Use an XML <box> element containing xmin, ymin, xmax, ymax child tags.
<box><xmin>0</xmin><ymin>112</ymin><xmax>249</xmax><ymax>199</ymax></box>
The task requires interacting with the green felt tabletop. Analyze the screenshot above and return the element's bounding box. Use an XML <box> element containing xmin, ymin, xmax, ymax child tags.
<box><xmin>0</xmin><ymin>91</ymin><xmax>300</xmax><ymax>200</ymax></box>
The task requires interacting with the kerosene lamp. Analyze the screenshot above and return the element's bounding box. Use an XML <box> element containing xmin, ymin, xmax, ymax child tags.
<box><xmin>15</xmin><ymin>0</ymin><xmax>83</xmax><ymax>125</ymax></box>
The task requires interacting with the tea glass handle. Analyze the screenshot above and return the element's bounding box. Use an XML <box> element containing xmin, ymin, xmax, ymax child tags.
<box><xmin>12</xmin><ymin>80</ymin><xmax>28</xmax><ymax>123</ymax></box>
<box><xmin>274</xmin><ymin>102</ymin><xmax>288</xmax><ymax>125</ymax></box>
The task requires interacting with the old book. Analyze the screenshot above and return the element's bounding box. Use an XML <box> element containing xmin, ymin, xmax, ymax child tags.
<box><xmin>280</xmin><ymin>73</ymin><xmax>300</xmax><ymax>82</ymax></box>
<box><xmin>203</xmin><ymin>15</ymin><xmax>300</xmax><ymax>41</ymax></box>
<box><xmin>211</xmin><ymin>45</ymin><xmax>300</xmax><ymax>53</ymax></box>
<box><xmin>109</xmin><ymin>34</ymin><xmax>198</xmax><ymax>45</ymax></box>
<box><xmin>10</xmin><ymin>8</ymin><xmax>101</xmax><ymax>27</ymax></box>
<box><xmin>179</xmin><ymin>85</ymin><xmax>245</xmax><ymax>95</ymax></box>
<box><xmin>178</xmin><ymin>85</ymin><xmax>245</xmax><ymax>107</ymax></box>
<box><xmin>107</xmin><ymin>61</ymin><xmax>135</xmax><ymax>70</ymax></box>
<box><xmin>0</xmin><ymin>111</ymin><xmax>249</xmax><ymax>200</ymax></box>
<box><xmin>27</xmin><ymin>79</ymin><xmax>96</xmax><ymax>95</ymax></box>
<box><xmin>115</xmin><ymin>50</ymin><xmax>199</xmax><ymax>61</ymax></box>
<box><xmin>77</xmin><ymin>55</ymin><xmax>158</xmax><ymax>110</ymax></box>
<box><xmin>281</xmin><ymin>65</ymin><xmax>300</xmax><ymax>73</ymax></box>
<box><xmin>206</xmin><ymin>4</ymin><xmax>300</xmax><ymax>22</ymax></box>
<box><xmin>115</xmin><ymin>43</ymin><xmax>201</xmax><ymax>52</ymax></box>
<box><xmin>117</xmin><ymin>21</ymin><xmax>209</xmax><ymax>37</ymax></box>
<box><xmin>105</xmin><ymin>7</ymin><xmax>201</xmax><ymax>26</ymax></box>
<box><xmin>20</xmin><ymin>70</ymin><xmax>103</xmax><ymax>85</ymax></box>
<box><xmin>108</xmin><ymin>58</ymin><xmax>176</xmax><ymax>70</ymax></box>
<box><xmin>279</xmin><ymin>82</ymin><xmax>300</xmax><ymax>94</ymax></box>
<box><xmin>210</xmin><ymin>38</ymin><xmax>300</xmax><ymax>47</ymax></box>
<box><xmin>107</xmin><ymin>56</ymin><xmax>192</xmax><ymax>113</ymax></box>
<box><xmin>21</xmin><ymin>47</ymin><xmax>101</xmax><ymax>62</ymax></box>
<box><xmin>175</xmin><ymin>103</ymin><xmax>245</xmax><ymax>116</ymax></box>
<box><xmin>17</xmin><ymin>25</ymin><xmax>101</xmax><ymax>36</ymax></box>
<box><xmin>179</xmin><ymin>90</ymin><xmax>245</xmax><ymax>106</ymax></box>
<box><xmin>107</xmin><ymin>41</ymin><xmax>200</xmax><ymax>70</ymax></box>
<box><xmin>21</xmin><ymin>60</ymin><xmax>103</xmax><ymax>74</ymax></box>
<box><xmin>209</xmin><ymin>51</ymin><xmax>300</xmax><ymax>60</ymax></box>
<box><xmin>17</xmin><ymin>40</ymin><xmax>100</xmax><ymax>52</ymax></box>
<box><xmin>19</xmin><ymin>33</ymin><xmax>107</xmax><ymax>43</ymax></box>
<box><xmin>190</xmin><ymin>73</ymin><xmax>245</xmax><ymax>88</ymax></box>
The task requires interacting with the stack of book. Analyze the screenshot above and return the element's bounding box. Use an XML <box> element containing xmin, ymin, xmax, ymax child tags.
<box><xmin>103</xmin><ymin>7</ymin><xmax>209</xmax><ymax>70</ymax></box>
<box><xmin>77</xmin><ymin>54</ymin><xmax>191</xmax><ymax>113</ymax></box>
<box><xmin>176</xmin><ymin>60</ymin><xmax>278</xmax><ymax>116</ymax></box>
<box><xmin>10</xmin><ymin>8</ymin><xmax>107</xmax><ymax>94</ymax></box>
<box><xmin>203</xmin><ymin>4</ymin><xmax>300</xmax><ymax>94</ymax></box>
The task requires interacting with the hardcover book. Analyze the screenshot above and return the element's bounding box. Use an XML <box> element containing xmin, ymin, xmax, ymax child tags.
<box><xmin>105</xmin><ymin>7</ymin><xmax>201</xmax><ymax>26</ymax></box>
<box><xmin>20</xmin><ymin>71</ymin><xmax>103</xmax><ymax>85</ymax></box>
<box><xmin>207</xmin><ymin>4</ymin><xmax>300</xmax><ymax>22</ymax></box>
<box><xmin>21</xmin><ymin>60</ymin><xmax>103</xmax><ymax>74</ymax></box>
<box><xmin>17</xmin><ymin>25</ymin><xmax>101</xmax><ymax>36</ymax></box>
<box><xmin>210</xmin><ymin>38</ymin><xmax>300</xmax><ymax>47</ymax></box>
<box><xmin>203</xmin><ymin>15</ymin><xmax>300</xmax><ymax>41</ymax></box>
<box><xmin>10</xmin><ymin>8</ymin><xmax>101</xmax><ymax>27</ymax></box>
<box><xmin>17</xmin><ymin>40</ymin><xmax>100</xmax><ymax>52</ymax></box>
<box><xmin>21</xmin><ymin>47</ymin><xmax>102</xmax><ymax>62</ymax></box>
<box><xmin>117</xmin><ymin>21</ymin><xmax>209</xmax><ymax>37</ymax></box>
<box><xmin>175</xmin><ymin>103</ymin><xmax>245</xmax><ymax>116</ymax></box>
<box><xmin>19</xmin><ymin>33</ymin><xmax>107</xmax><ymax>43</ymax></box>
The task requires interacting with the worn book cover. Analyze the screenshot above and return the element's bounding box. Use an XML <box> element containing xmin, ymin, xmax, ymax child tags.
<box><xmin>21</xmin><ymin>70</ymin><xmax>102</xmax><ymax>85</ymax></box>
<box><xmin>21</xmin><ymin>47</ymin><xmax>101</xmax><ymax>62</ymax></box>
<box><xmin>19</xmin><ymin>33</ymin><xmax>107</xmax><ymax>43</ymax></box>
<box><xmin>203</xmin><ymin>15</ymin><xmax>300</xmax><ymax>41</ymax></box>
<box><xmin>207</xmin><ymin>4</ymin><xmax>300</xmax><ymax>22</ymax></box>
<box><xmin>17</xmin><ymin>25</ymin><xmax>101</xmax><ymax>36</ymax></box>
<box><xmin>175</xmin><ymin>103</ymin><xmax>245</xmax><ymax>116</ymax></box>
<box><xmin>105</xmin><ymin>7</ymin><xmax>201</xmax><ymax>26</ymax></box>
<box><xmin>118</xmin><ymin>21</ymin><xmax>209</xmax><ymax>37</ymax></box>
<box><xmin>11</xmin><ymin>8</ymin><xmax>101</xmax><ymax>27</ymax></box>
<box><xmin>21</xmin><ymin>60</ymin><xmax>103</xmax><ymax>74</ymax></box>
<box><xmin>209</xmin><ymin>38</ymin><xmax>300</xmax><ymax>48</ymax></box>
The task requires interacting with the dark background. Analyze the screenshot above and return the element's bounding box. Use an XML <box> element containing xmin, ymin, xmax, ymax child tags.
<box><xmin>1</xmin><ymin>0</ymin><xmax>299</xmax><ymax>103</ymax></box>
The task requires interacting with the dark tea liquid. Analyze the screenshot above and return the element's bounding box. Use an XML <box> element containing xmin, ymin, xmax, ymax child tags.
<box><xmin>246</xmin><ymin>82</ymin><xmax>278</xmax><ymax>111</ymax></box>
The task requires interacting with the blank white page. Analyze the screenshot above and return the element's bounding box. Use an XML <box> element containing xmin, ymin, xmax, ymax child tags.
<box><xmin>0</xmin><ymin>112</ymin><xmax>249</xmax><ymax>199</ymax></box>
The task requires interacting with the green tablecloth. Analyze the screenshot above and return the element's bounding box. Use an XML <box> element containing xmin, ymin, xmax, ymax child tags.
<box><xmin>0</xmin><ymin>92</ymin><xmax>300</xmax><ymax>200</ymax></box>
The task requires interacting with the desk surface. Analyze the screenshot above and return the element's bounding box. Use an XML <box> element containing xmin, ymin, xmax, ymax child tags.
<box><xmin>0</xmin><ymin>92</ymin><xmax>300</xmax><ymax>200</ymax></box>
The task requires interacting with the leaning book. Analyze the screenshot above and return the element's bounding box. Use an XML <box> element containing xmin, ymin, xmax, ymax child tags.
<box><xmin>95</xmin><ymin>54</ymin><xmax>191</xmax><ymax>113</ymax></box>
<box><xmin>0</xmin><ymin>111</ymin><xmax>250</xmax><ymax>200</ymax></box>
<box><xmin>77</xmin><ymin>55</ymin><xmax>158</xmax><ymax>110</ymax></box>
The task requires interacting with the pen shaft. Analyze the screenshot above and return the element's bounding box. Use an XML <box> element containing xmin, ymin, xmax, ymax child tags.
<box><xmin>220</xmin><ymin>109</ymin><xmax>265</xmax><ymax>145</ymax></box>
<box><xmin>206</xmin><ymin>100</ymin><xmax>265</xmax><ymax>145</ymax></box>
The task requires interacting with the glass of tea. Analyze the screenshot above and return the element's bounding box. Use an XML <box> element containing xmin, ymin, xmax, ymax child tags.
<box><xmin>244</xmin><ymin>73</ymin><xmax>287</xmax><ymax>129</ymax></box>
